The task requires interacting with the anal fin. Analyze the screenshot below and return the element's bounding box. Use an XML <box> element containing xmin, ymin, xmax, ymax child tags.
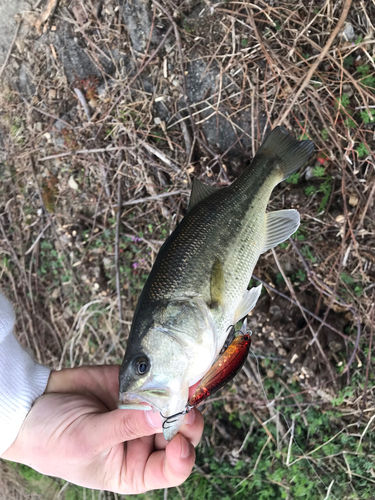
<box><xmin>261</xmin><ymin>209</ymin><xmax>300</xmax><ymax>254</ymax></box>
<box><xmin>234</xmin><ymin>285</ymin><xmax>262</xmax><ymax>324</ymax></box>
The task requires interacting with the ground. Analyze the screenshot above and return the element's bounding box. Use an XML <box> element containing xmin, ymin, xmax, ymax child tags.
<box><xmin>0</xmin><ymin>0</ymin><xmax>375</xmax><ymax>499</ymax></box>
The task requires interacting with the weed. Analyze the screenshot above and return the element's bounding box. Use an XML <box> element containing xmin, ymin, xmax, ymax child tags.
<box><xmin>286</xmin><ymin>172</ymin><xmax>300</xmax><ymax>184</ymax></box>
<box><xmin>335</xmin><ymin>93</ymin><xmax>350</xmax><ymax>111</ymax></box>
<box><xmin>360</xmin><ymin>109</ymin><xmax>375</xmax><ymax>123</ymax></box>
<box><xmin>321</xmin><ymin>128</ymin><xmax>329</xmax><ymax>141</ymax></box>
<box><xmin>356</xmin><ymin>143</ymin><xmax>368</xmax><ymax>158</ymax></box>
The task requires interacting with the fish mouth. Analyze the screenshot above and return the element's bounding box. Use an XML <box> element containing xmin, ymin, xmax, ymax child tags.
<box><xmin>118</xmin><ymin>392</ymin><xmax>153</xmax><ymax>411</ymax></box>
<box><xmin>118</xmin><ymin>389</ymin><xmax>169</xmax><ymax>412</ymax></box>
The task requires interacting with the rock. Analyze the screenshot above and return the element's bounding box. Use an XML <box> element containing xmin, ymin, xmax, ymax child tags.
<box><xmin>0</xmin><ymin>0</ymin><xmax>29</xmax><ymax>67</ymax></box>
<box><xmin>18</xmin><ymin>63</ymin><xmax>36</xmax><ymax>96</ymax></box>
<box><xmin>184</xmin><ymin>59</ymin><xmax>262</xmax><ymax>155</ymax></box>
<box><xmin>341</xmin><ymin>23</ymin><xmax>355</xmax><ymax>42</ymax></box>
<box><xmin>119</xmin><ymin>0</ymin><xmax>160</xmax><ymax>53</ymax></box>
<box><xmin>304</xmin><ymin>166</ymin><xmax>315</xmax><ymax>181</ymax></box>
<box><xmin>52</xmin><ymin>23</ymin><xmax>113</xmax><ymax>84</ymax></box>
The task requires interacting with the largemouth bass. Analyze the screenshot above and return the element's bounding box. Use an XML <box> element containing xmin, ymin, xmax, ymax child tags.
<box><xmin>119</xmin><ymin>126</ymin><xmax>315</xmax><ymax>440</ymax></box>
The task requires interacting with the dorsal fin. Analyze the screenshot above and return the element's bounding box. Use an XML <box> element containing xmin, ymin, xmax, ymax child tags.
<box><xmin>188</xmin><ymin>178</ymin><xmax>217</xmax><ymax>210</ymax></box>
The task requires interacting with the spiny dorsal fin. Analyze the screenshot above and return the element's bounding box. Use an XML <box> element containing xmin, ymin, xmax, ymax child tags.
<box><xmin>261</xmin><ymin>209</ymin><xmax>300</xmax><ymax>254</ymax></box>
<box><xmin>255</xmin><ymin>126</ymin><xmax>315</xmax><ymax>181</ymax></box>
<box><xmin>188</xmin><ymin>178</ymin><xmax>217</xmax><ymax>211</ymax></box>
<box><xmin>210</xmin><ymin>257</ymin><xmax>225</xmax><ymax>309</ymax></box>
<box><xmin>234</xmin><ymin>285</ymin><xmax>262</xmax><ymax>324</ymax></box>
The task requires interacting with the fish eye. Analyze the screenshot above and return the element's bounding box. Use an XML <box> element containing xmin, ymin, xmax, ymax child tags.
<box><xmin>134</xmin><ymin>357</ymin><xmax>149</xmax><ymax>375</ymax></box>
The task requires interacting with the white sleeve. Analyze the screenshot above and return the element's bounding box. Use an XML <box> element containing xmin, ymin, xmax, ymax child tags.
<box><xmin>0</xmin><ymin>293</ymin><xmax>51</xmax><ymax>456</ymax></box>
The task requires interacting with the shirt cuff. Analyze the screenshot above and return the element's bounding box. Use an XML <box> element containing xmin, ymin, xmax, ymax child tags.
<box><xmin>0</xmin><ymin>293</ymin><xmax>51</xmax><ymax>456</ymax></box>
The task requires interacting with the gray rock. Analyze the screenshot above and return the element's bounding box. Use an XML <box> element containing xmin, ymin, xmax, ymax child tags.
<box><xmin>18</xmin><ymin>63</ymin><xmax>36</xmax><ymax>96</ymax></box>
<box><xmin>185</xmin><ymin>59</ymin><xmax>259</xmax><ymax>154</ymax></box>
<box><xmin>304</xmin><ymin>166</ymin><xmax>315</xmax><ymax>181</ymax></box>
<box><xmin>342</xmin><ymin>23</ymin><xmax>355</xmax><ymax>42</ymax></box>
<box><xmin>119</xmin><ymin>0</ymin><xmax>160</xmax><ymax>53</ymax></box>
<box><xmin>0</xmin><ymin>0</ymin><xmax>29</xmax><ymax>67</ymax></box>
<box><xmin>52</xmin><ymin>23</ymin><xmax>114</xmax><ymax>83</ymax></box>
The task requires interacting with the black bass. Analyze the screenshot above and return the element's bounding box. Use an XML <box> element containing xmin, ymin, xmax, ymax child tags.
<box><xmin>118</xmin><ymin>126</ymin><xmax>315</xmax><ymax>440</ymax></box>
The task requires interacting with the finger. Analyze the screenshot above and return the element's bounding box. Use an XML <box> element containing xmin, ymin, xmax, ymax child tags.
<box><xmin>154</xmin><ymin>408</ymin><xmax>203</xmax><ymax>450</ymax></box>
<box><xmin>124</xmin><ymin>435</ymin><xmax>155</xmax><ymax>480</ymax></box>
<box><xmin>141</xmin><ymin>434</ymin><xmax>195</xmax><ymax>491</ymax></box>
<box><xmin>90</xmin><ymin>408</ymin><xmax>163</xmax><ymax>453</ymax></box>
<box><xmin>179</xmin><ymin>408</ymin><xmax>204</xmax><ymax>447</ymax></box>
<box><xmin>46</xmin><ymin>365</ymin><xmax>120</xmax><ymax>409</ymax></box>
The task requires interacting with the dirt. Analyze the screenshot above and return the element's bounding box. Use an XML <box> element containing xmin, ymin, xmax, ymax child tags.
<box><xmin>0</xmin><ymin>0</ymin><xmax>375</xmax><ymax>497</ymax></box>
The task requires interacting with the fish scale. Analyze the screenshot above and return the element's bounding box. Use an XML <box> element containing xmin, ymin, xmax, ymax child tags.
<box><xmin>118</xmin><ymin>126</ymin><xmax>315</xmax><ymax>441</ymax></box>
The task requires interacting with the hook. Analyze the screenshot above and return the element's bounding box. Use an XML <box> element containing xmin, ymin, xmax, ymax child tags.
<box><xmin>161</xmin><ymin>406</ymin><xmax>193</xmax><ymax>429</ymax></box>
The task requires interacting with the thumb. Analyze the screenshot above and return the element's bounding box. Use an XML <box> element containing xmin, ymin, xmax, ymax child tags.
<box><xmin>89</xmin><ymin>408</ymin><xmax>163</xmax><ymax>453</ymax></box>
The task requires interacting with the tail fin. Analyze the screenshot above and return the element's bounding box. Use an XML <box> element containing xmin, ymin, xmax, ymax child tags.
<box><xmin>256</xmin><ymin>126</ymin><xmax>315</xmax><ymax>181</ymax></box>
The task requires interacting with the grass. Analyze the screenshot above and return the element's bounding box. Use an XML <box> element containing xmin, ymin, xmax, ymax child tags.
<box><xmin>0</xmin><ymin>0</ymin><xmax>375</xmax><ymax>499</ymax></box>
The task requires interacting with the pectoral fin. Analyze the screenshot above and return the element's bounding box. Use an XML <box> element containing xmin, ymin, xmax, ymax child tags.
<box><xmin>188</xmin><ymin>178</ymin><xmax>217</xmax><ymax>210</ymax></box>
<box><xmin>234</xmin><ymin>285</ymin><xmax>262</xmax><ymax>323</ymax></box>
<box><xmin>261</xmin><ymin>209</ymin><xmax>300</xmax><ymax>254</ymax></box>
<box><xmin>210</xmin><ymin>257</ymin><xmax>225</xmax><ymax>308</ymax></box>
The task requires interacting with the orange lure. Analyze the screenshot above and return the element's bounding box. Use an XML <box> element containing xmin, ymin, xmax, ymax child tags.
<box><xmin>187</xmin><ymin>333</ymin><xmax>251</xmax><ymax>409</ymax></box>
<box><xmin>162</xmin><ymin>326</ymin><xmax>251</xmax><ymax>429</ymax></box>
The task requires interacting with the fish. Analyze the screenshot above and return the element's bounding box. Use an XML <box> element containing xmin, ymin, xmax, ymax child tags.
<box><xmin>118</xmin><ymin>126</ymin><xmax>315</xmax><ymax>440</ymax></box>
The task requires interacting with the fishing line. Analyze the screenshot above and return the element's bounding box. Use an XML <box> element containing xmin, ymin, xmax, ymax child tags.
<box><xmin>249</xmin><ymin>348</ymin><xmax>338</xmax><ymax>500</ymax></box>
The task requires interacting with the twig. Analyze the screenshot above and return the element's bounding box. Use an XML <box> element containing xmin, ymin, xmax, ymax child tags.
<box><xmin>0</xmin><ymin>19</ymin><xmax>22</xmax><ymax>79</ymax></box>
<box><xmin>323</xmin><ymin>480</ymin><xmax>335</xmax><ymax>500</ymax></box>
<box><xmin>286</xmin><ymin>420</ymin><xmax>295</xmax><ymax>466</ymax></box>
<box><xmin>142</xmin><ymin>142</ymin><xmax>180</xmax><ymax>172</ymax></box>
<box><xmin>358</xmin><ymin>305</ymin><xmax>374</xmax><ymax>425</ymax></box>
<box><xmin>251</xmin><ymin>274</ymin><xmax>350</xmax><ymax>342</ymax></box>
<box><xmin>115</xmin><ymin>152</ymin><xmax>123</xmax><ymax>334</ymax></box>
<box><xmin>276</xmin><ymin>0</ymin><xmax>353</xmax><ymax>126</ymax></box>
<box><xmin>289</xmin><ymin>238</ymin><xmax>362</xmax><ymax>376</ymax></box>
<box><xmin>271</xmin><ymin>248</ymin><xmax>337</xmax><ymax>384</ymax></box>
<box><xmin>38</xmin><ymin>146</ymin><xmax>127</xmax><ymax>161</ymax></box>
<box><xmin>96</xmin><ymin>24</ymin><xmax>173</xmax><ymax>134</ymax></box>
<box><xmin>357</xmin><ymin>414</ymin><xmax>375</xmax><ymax>453</ymax></box>
<box><xmin>74</xmin><ymin>88</ymin><xmax>91</xmax><ymax>121</ymax></box>
<box><xmin>120</xmin><ymin>190</ymin><xmax>187</xmax><ymax>207</ymax></box>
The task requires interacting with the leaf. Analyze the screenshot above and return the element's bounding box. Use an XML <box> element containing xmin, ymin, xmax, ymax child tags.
<box><xmin>313</xmin><ymin>166</ymin><xmax>325</xmax><ymax>177</ymax></box>
<box><xmin>360</xmin><ymin>109</ymin><xmax>375</xmax><ymax>124</ymax></box>
<box><xmin>286</xmin><ymin>172</ymin><xmax>300</xmax><ymax>184</ymax></box>
<box><xmin>340</xmin><ymin>272</ymin><xmax>354</xmax><ymax>285</ymax></box>
<box><xmin>68</xmin><ymin>176</ymin><xmax>79</xmax><ymax>190</ymax></box>
<box><xmin>357</xmin><ymin>64</ymin><xmax>370</xmax><ymax>76</ymax></box>
<box><xmin>335</xmin><ymin>93</ymin><xmax>350</xmax><ymax>110</ymax></box>
<box><xmin>321</xmin><ymin>128</ymin><xmax>329</xmax><ymax>141</ymax></box>
<box><xmin>356</xmin><ymin>143</ymin><xmax>368</xmax><ymax>158</ymax></box>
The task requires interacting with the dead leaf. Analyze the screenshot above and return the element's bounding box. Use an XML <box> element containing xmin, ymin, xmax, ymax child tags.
<box><xmin>68</xmin><ymin>176</ymin><xmax>79</xmax><ymax>191</ymax></box>
<box><xmin>348</xmin><ymin>194</ymin><xmax>358</xmax><ymax>206</ymax></box>
<box><xmin>35</xmin><ymin>0</ymin><xmax>60</xmax><ymax>35</ymax></box>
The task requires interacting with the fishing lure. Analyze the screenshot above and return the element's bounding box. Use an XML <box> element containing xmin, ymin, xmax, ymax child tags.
<box><xmin>162</xmin><ymin>322</ymin><xmax>252</xmax><ymax>429</ymax></box>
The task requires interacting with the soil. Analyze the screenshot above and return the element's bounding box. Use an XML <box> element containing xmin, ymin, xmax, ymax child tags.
<box><xmin>0</xmin><ymin>0</ymin><xmax>374</xmax><ymax>498</ymax></box>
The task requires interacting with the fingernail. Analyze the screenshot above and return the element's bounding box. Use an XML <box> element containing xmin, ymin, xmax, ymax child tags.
<box><xmin>184</xmin><ymin>408</ymin><xmax>196</xmax><ymax>426</ymax></box>
<box><xmin>145</xmin><ymin>410</ymin><xmax>162</xmax><ymax>429</ymax></box>
<box><xmin>180</xmin><ymin>435</ymin><xmax>190</xmax><ymax>459</ymax></box>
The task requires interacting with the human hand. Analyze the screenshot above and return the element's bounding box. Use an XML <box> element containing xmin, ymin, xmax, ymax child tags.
<box><xmin>1</xmin><ymin>365</ymin><xmax>204</xmax><ymax>494</ymax></box>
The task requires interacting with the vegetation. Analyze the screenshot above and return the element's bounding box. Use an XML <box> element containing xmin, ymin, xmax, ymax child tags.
<box><xmin>0</xmin><ymin>0</ymin><xmax>374</xmax><ymax>499</ymax></box>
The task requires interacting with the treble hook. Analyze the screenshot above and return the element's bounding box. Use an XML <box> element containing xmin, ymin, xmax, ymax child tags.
<box><xmin>161</xmin><ymin>406</ymin><xmax>193</xmax><ymax>429</ymax></box>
